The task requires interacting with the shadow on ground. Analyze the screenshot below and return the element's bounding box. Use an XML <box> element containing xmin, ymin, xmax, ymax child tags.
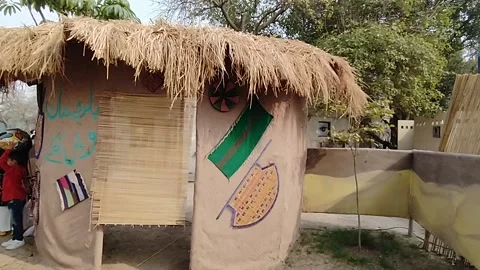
<box><xmin>102</xmin><ymin>226</ymin><xmax>191</xmax><ymax>270</ymax></box>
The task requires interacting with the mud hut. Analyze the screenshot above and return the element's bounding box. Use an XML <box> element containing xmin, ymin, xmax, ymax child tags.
<box><xmin>0</xmin><ymin>17</ymin><xmax>367</xmax><ymax>270</ymax></box>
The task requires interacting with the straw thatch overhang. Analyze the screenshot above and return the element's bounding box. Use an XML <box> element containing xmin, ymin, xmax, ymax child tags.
<box><xmin>0</xmin><ymin>17</ymin><xmax>367</xmax><ymax>116</ymax></box>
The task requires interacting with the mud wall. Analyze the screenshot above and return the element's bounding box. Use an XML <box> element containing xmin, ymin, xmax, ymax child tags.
<box><xmin>303</xmin><ymin>148</ymin><xmax>411</xmax><ymax>217</ymax></box>
<box><xmin>36</xmin><ymin>43</ymin><xmax>171</xmax><ymax>269</ymax></box>
<box><xmin>191</xmin><ymin>93</ymin><xmax>307</xmax><ymax>270</ymax></box>
<box><xmin>303</xmin><ymin>148</ymin><xmax>480</xmax><ymax>268</ymax></box>
<box><xmin>412</xmin><ymin>150</ymin><xmax>480</xmax><ymax>267</ymax></box>
<box><xmin>36</xmin><ymin>42</ymin><xmax>309</xmax><ymax>270</ymax></box>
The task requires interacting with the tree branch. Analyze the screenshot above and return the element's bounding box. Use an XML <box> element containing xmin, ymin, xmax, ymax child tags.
<box><xmin>240</xmin><ymin>12</ymin><xmax>248</xmax><ymax>32</ymax></box>
<box><xmin>36</xmin><ymin>8</ymin><xmax>47</xmax><ymax>23</ymax></box>
<box><xmin>366</xmin><ymin>131</ymin><xmax>396</xmax><ymax>149</ymax></box>
<box><xmin>254</xmin><ymin>4</ymin><xmax>288</xmax><ymax>34</ymax></box>
<box><xmin>255</xmin><ymin>7</ymin><xmax>278</xmax><ymax>30</ymax></box>
<box><xmin>251</xmin><ymin>0</ymin><xmax>260</xmax><ymax>16</ymax></box>
<box><xmin>212</xmin><ymin>0</ymin><xmax>240</xmax><ymax>31</ymax></box>
<box><xmin>27</xmin><ymin>6</ymin><xmax>38</xmax><ymax>26</ymax></box>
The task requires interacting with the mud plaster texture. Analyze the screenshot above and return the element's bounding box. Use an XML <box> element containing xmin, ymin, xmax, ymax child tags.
<box><xmin>190</xmin><ymin>92</ymin><xmax>307</xmax><ymax>270</ymax></box>
<box><xmin>33</xmin><ymin>42</ymin><xmax>309</xmax><ymax>270</ymax></box>
<box><xmin>35</xmin><ymin>43</ymin><xmax>187</xmax><ymax>269</ymax></box>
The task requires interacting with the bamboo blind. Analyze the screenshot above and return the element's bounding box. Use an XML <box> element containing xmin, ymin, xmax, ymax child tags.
<box><xmin>439</xmin><ymin>74</ymin><xmax>480</xmax><ymax>154</ymax></box>
<box><xmin>91</xmin><ymin>92</ymin><xmax>189</xmax><ymax>226</ymax></box>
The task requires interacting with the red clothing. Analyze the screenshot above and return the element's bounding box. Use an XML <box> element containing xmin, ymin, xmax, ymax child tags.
<box><xmin>0</xmin><ymin>149</ymin><xmax>26</xmax><ymax>202</ymax></box>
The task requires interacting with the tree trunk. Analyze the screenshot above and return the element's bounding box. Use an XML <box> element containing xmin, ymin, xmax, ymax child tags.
<box><xmin>366</xmin><ymin>131</ymin><xmax>396</xmax><ymax>149</ymax></box>
<box><xmin>390</xmin><ymin>114</ymin><xmax>400</xmax><ymax>148</ymax></box>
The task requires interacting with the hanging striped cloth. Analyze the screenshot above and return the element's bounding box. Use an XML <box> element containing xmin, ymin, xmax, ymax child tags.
<box><xmin>55</xmin><ymin>170</ymin><xmax>89</xmax><ymax>211</ymax></box>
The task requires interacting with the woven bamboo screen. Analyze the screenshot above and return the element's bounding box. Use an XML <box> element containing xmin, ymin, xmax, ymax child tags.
<box><xmin>91</xmin><ymin>92</ymin><xmax>189</xmax><ymax>226</ymax></box>
<box><xmin>439</xmin><ymin>74</ymin><xmax>480</xmax><ymax>154</ymax></box>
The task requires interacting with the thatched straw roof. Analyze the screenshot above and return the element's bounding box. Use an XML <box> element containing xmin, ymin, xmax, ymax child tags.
<box><xmin>0</xmin><ymin>17</ymin><xmax>367</xmax><ymax>116</ymax></box>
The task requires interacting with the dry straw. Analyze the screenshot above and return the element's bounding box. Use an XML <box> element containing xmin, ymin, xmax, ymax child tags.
<box><xmin>0</xmin><ymin>17</ymin><xmax>367</xmax><ymax>116</ymax></box>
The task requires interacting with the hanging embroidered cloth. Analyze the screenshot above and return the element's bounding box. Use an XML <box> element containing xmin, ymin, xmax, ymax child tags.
<box><xmin>56</xmin><ymin>170</ymin><xmax>89</xmax><ymax>211</ymax></box>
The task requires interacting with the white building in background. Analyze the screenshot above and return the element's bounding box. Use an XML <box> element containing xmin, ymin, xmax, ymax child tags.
<box><xmin>412</xmin><ymin>112</ymin><xmax>446</xmax><ymax>151</ymax></box>
<box><xmin>396</xmin><ymin>112</ymin><xmax>447</xmax><ymax>151</ymax></box>
<box><xmin>397</xmin><ymin>120</ymin><xmax>415</xmax><ymax>150</ymax></box>
<box><xmin>307</xmin><ymin>116</ymin><xmax>350</xmax><ymax>148</ymax></box>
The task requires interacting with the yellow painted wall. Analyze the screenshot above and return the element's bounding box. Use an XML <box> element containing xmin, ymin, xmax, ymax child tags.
<box><xmin>303</xmin><ymin>148</ymin><xmax>480</xmax><ymax>268</ymax></box>
<box><xmin>303</xmin><ymin>170</ymin><xmax>410</xmax><ymax>218</ymax></box>
<box><xmin>411</xmin><ymin>173</ymin><xmax>480</xmax><ymax>267</ymax></box>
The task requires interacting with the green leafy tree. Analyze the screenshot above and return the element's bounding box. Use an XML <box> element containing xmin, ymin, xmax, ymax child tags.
<box><xmin>0</xmin><ymin>0</ymin><xmax>21</xmax><ymax>15</ymax></box>
<box><xmin>0</xmin><ymin>0</ymin><xmax>138</xmax><ymax>25</ymax></box>
<box><xmin>318</xmin><ymin>25</ymin><xmax>446</xmax><ymax>114</ymax></box>
<box><xmin>281</xmin><ymin>0</ymin><xmax>480</xmax><ymax>147</ymax></box>
<box><xmin>283</xmin><ymin>0</ymin><xmax>480</xmax><ymax>106</ymax></box>
<box><xmin>283</xmin><ymin>0</ymin><xmax>475</xmax><ymax>49</ymax></box>
<box><xmin>447</xmin><ymin>0</ymin><xmax>480</xmax><ymax>52</ymax></box>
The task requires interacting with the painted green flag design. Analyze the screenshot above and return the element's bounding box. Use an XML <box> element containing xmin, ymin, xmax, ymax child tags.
<box><xmin>208</xmin><ymin>98</ymin><xmax>273</xmax><ymax>179</ymax></box>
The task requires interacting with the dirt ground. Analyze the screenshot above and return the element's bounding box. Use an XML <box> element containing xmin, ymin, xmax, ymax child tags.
<box><xmin>0</xmin><ymin>183</ymin><xmax>433</xmax><ymax>270</ymax></box>
<box><xmin>277</xmin><ymin>229</ymin><xmax>454</xmax><ymax>270</ymax></box>
<box><xmin>276</xmin><ymin>239</ymin><xmax>454</xmax><ymax>270</ymax></box>
<box><xmin>276</xmin><ymin>249</ymin><xmax>357</xmax><ymax>270</ymax></box>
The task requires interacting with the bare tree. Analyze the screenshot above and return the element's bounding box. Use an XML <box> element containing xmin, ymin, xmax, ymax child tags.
<box><xmin>155</xmin><ymin>0</ymin><xmax>298</xmax><ymax>35</ymax></box>
<box><xmin>0</xmin><ymin>82</ymin><xmax>37</xmax><ymax>131</ymax></box>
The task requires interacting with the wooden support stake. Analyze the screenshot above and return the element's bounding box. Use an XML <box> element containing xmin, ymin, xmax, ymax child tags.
<box><xmin>408</xmin><ymin>217</ymin><xmax>414</xmax><ymax>237</ymax></box>
<box><xmin>94</xmin><ymin>225</ymin><xmax>104</xmax><ymax>270</ymax></box>
<box><xmin>423</xmin><ymin>230</ymin><xmax>431</xmax><ymax>251</ymax></box>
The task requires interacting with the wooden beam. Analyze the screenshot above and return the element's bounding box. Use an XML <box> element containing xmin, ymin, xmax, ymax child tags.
<box><xmin>94</xmin><ymin>225</ymin><xmax>104</xmax><ymax>270</ymax></box>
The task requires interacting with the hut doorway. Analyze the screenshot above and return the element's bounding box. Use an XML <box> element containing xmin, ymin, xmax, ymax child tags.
<box><xmin>90</xmin><ymin>93</ymin><xmax>194</xmax><ymax>268</ymax></box>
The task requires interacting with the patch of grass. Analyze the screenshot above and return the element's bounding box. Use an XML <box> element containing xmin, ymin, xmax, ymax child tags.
<box><xmin>301</xmin><ymin>228</ymin><xmax>445</xmax><ymax>269</ymax></box>
<box><xmin>312</xmin><ymin>229</ymin><xmax>375</xmax><ymax>267</ymax></box>
<box><xmin>408</xmin><ymin>243</ymin><xmax>420</xmax><ymax>250</ymax></box>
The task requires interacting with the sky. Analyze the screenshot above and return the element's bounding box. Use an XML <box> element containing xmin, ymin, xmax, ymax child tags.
<box><xmin>0</xmin><ymin>0</ymin><xmax>158</xmax><ymax>27</ymax></box>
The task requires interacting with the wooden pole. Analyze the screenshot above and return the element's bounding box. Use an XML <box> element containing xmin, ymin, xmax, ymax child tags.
<box><xmin>408</xmin><ymin>172</ymin><xmax>413</xmax><ymax>238</ymax></box>
<box><xmin>94</xmin><ymin>225</ymin><xmax>104</xmax><ymax>270</ymax></box>
<box><xmin>423</xmin><ymin>230</ymin><xmax>431</xmax><ymax>251</ymax></box>
<box><xmin>408</xmin><ymin>217</ymin><xmax>414</xmax><ymax>237</ymax></box>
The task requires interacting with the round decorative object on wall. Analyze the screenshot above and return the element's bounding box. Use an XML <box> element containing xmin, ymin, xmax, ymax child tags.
<box><xmin>208</xmin><ymin>80</ymin><xmax>240</xmax><ymax>112</ymax></box>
